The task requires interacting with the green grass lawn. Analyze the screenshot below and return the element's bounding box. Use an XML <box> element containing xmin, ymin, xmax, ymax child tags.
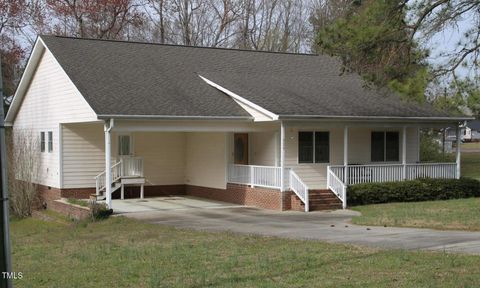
<box><xmin>10</xmin><ymin>212</ymin><xmax>480</xmax><ymax>287</ymax></box>
<box><xmin>461</xmin><ymin>153</ymin><xmax>480</xmax><ymax>180</ymax></box>
<box><xmin>462</xmin><ymin>142</ymin><xmax>480</xmax><ymax>150</ymax></box>
<box><xmin>352</xmin><ymin>197</ymin><xmax>480</xmax><ymax>231</ymax></box>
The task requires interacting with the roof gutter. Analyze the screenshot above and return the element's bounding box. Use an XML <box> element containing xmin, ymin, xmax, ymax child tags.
<box><xmin>96</xmin><ymin>114</ymin><xmax>254</xmax><ymax>121</ymax></box>
<box><xmin>277</xmin><ymin>115</ymin><xmax>474</xmax><ymax>122</ymax></box>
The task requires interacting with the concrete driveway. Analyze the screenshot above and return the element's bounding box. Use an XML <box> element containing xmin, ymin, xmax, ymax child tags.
<box><xmin>112</xmin><ymin>196</ymin><xmax>244</xmax><ymax>213</ymax></box>
<box><xmin>118</xmin><ymin>198</ymin><xmax>480</xmax><ymax>255</ymax></box>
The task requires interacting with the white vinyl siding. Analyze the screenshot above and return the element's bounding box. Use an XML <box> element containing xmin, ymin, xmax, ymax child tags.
<box><xmin>62</xmin><ymin>125</ymin><xmax>188</xmax><ymax>188</ymax></box>
<box><xmin>185</xmin><ymin>132</ymin><xmax>227</xmax><ymax>189</ymax></box>
<box><xmin>132</xmin><ymin>132</ymin><xmax>186</xmax><ymax>185</ymax></box>
<box><xmin>62</xmin><ymin>123</ymin><xmax>105</xmax><ymax>188</ymax></box>
<box><xmin>249</xmin><ymin>132</ymin><xmax>277</xmax><ymax>166</ymax></box>
<box><xmin>12</xmin><ymin>49</ymin><xmax>97</xmax><ymax>188</ymax></box>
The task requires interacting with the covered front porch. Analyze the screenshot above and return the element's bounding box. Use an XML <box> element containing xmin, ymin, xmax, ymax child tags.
<box><xmin>91</xmin><ymin>119</ymin><xmax>463</xmax><ymax>212</ymax></box>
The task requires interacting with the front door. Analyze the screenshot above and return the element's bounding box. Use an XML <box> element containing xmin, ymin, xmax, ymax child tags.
<box><xmin>234</xmin><ymin>133</ymin><xmax>249</xmax><ymax>165</ymax></box>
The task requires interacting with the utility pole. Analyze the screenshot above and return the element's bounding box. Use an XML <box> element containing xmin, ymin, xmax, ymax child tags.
<box><xmin>0</xmin><ymin>57</ymin><xmax>13</xmax><ymax>288</ymax></box>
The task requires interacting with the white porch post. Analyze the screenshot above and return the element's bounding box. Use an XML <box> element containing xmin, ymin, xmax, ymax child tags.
<box><xmin>104</xmin><ymin>119</ymin><xmax>114</xmax><ymax>209</ymax></box>
<box><xmin>343</xmin><ymin>126</ymin><xmax>348</xmax><ymax>209</ymax></box>
<box><xmin>402</xmin><ymin>126</ymin><xmax>407</xmax><ymax>180</ymax></box>
<box><xmin>456</xmin><ymin>123</ymin><xmax>462</xmax><ymax>179</ymax></box>
<box><xmin>280</xmin><ymin>121</ymin><xmax>286</xmax><ymax>192</ymax></box>
<box><xmin>343</xmin><ymin>126</ymin><xmax>349</xmax><ymax>185</ymax></box>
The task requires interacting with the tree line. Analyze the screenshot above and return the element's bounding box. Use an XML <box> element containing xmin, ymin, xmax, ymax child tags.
<box><xmin>1</xmin><ymin>0</ymin><xmax>479</xmax><ymax>116</ymax></box>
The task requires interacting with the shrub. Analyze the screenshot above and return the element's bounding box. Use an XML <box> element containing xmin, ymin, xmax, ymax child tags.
<box><xmin>419</xmin><ymin>129</ymin><xmax>454</xmax><ymax>162</ymax></box>
<box><xmin>348</xmin><ymin>178</ymin><xmax>480</xmax><ymax>206</ymax></box>
<box><xmin>88</xmin><ymin>201</ymin><xmax>112</xmax><ymax>220</ymax></box>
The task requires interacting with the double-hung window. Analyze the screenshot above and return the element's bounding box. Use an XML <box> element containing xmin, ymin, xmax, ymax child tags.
<box><xmin>48</xmin><ymin>131</ymin><xmax>53</xmax><ymax>152</ymax></box>
<box><xmin>118</xmin><ymin>134</ymin><xmax>132</xmax><ymax>156</ymax></box>
<box><xmin>371</xmin><ymin>131</ymin><xmax>399</xmax><ymax>162</ymax></box>
<box><xmin>40</xmin><ymin>132</ymin><xmax>45</xmax><ymax>152</ymax></box>
<box><xmin>298</xmin><ymin>131</ymin><xmax>329</xmax><ymax>163</ymax></box>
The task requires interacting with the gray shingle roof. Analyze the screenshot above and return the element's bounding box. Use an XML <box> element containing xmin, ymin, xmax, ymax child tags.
<box><xmin>41</xmin><ymin>35</ymin><xmax>456</xmax><ymax>119</ymax></box>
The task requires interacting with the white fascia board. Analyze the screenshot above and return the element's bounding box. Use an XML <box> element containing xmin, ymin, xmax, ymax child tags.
<box><xmin>4</xmin><ymin>38</ymin><xmax>45</xmax><ymax>125</ymax></box>
<box><xmin>277</xmin><ymin>115</ymin><xmax>474</xmax><ymax>122</ymax></box>
<box><xmin>198</xmin><ymin>74</ymin><xmax>278</xmax><ymax>121</ymax></box>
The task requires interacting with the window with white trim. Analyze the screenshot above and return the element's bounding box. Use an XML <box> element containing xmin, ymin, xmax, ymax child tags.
<box><xmin>298</xmin><ymin>131</ymin><xmax>329</xmax><ymax>163</ymax></box>
<box><xmin>118</xmin><ymin>134</ymin><xmax>132</xmax><ymax>156</ymax></box>
<box><xmin>48</xmin><ymin>131</ymin><xmax>53</xmax><ymax>152</ymax></box>
<box><xmin>40</xmin><ymin>132</ymin><xmax>45</xmax><ymax>152</ymax></box>
<box><xmin>371</xmin><ymin>131</ymin><xmax>399</xmax><ymax>162</ymax></box>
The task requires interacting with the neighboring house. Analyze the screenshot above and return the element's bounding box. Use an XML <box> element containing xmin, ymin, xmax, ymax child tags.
<box><xmin>466</xmin><ymin>120</ymin><xmax>480</xmax><ymax>142</ymax></box>
<box><xmin>4</xmin><ymin>36</ymin><xmax>472</xmax><ymax>212</ymax></box>
<box><xmin>445</xmin><ymin>120</ymin><xmax>480</xmax><ymax>143</ymax></box>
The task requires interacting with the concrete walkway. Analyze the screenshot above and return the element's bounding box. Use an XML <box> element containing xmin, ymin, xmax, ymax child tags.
<box><xmin>120</xmin><ymin>204</ymin><xmax>480</xmax><ymax>255</ymax></box>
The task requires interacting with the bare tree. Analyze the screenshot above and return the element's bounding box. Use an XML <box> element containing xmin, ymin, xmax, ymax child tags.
<box><xmin>8</xmin><ymin>129</ymin><xmax>40</xmax><ymax>218</ymax></box>
<box><xmin>408</xmin><ymin>0</ymin><xmax>479</xmax><ymax>79</ymax></box>
<box><xmin>45</xmin><ymin>0</ymin><xmax>146</xmax><ymax>40</ymax></box>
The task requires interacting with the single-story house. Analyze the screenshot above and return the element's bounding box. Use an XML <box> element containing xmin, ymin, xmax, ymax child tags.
<box><xmin>5</xmin><ymin>35</ymin><xmax>472</xmax><ymax>212</ymax></box>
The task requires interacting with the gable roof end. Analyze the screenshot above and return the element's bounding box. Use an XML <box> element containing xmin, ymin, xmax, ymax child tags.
<box><xmin>4</xmin><ymin>39</ymin><xmax>46</xmax><ymax>125</ymax></box>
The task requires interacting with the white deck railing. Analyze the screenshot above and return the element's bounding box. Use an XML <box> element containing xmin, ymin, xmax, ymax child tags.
<box><xmin>289</xmin><ymin>170</ymin><xmax>309</xmax><ymax>212</ymax></box>
<box><xmin>95</xmin><ymin>157</ymin><xmax>144</xmax><ymax>196</ymax></box>
<box><xmin>121</xmin><ymin>156</ymin><xmax>144</xmax><ymax>177</ymax></box>
<box><xmin>227</xmin><ymin>164</ymin><xmax>282</xmax><ymax>189</ymax></box>
<box><xmin>329</xmin><ymin>163</ymin><xmax>457</xmax><ymax>185</ymax></box>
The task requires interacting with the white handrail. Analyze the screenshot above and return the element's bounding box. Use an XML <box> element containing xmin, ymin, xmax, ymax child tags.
<box><xmin>289</xmin><ymin>169</ymin><xmax>309</xmax><ymax>212</ymax></box>
<box><xmin>94</xmin><ymin>157</ymin><xmax>144</xmax><ymax>196</ymax></box>
<box><xmin>327</xmin><ymin>166</ymin><xmax>346</xmax><ymax>209</ymax></box>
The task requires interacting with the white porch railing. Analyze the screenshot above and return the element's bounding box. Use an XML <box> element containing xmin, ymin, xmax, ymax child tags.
<box><xmin>327</xmin><ymin>162</ymin><xmax>457</xmax><ymax>209</ymax></box>
<box><xmin>289</xmin><ymin>170</ymin><xmax>309</xmax><ymax>212</ymax></box>
<box><xmin>227</xmin><ymin>164</ymin><xmax>282</xmax><ymax>189</ymax></box>
<box><xmin>406</xmin><ymin>163</ymin><xmax>457</xmax><ymax>180</ymax></box>
<box><xmin>327</xmin><ymin>166</ymin><xmax>346</xmax><ymax>209</ymax></box>
<box><xmin>95</xmin><ymin>157</ymin><xmax>144</xmax><ymax>196</ymax></box>
<box><xmin>329</xmin><ymin>163</ymin><xmax>457</xmax><ymax>185</ymax></box>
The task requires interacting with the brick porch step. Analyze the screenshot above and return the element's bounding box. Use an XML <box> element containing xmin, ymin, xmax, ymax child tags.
<box><xmin>308</xmin><ymin>189</ymin><xmax>342</xmax><ymax>211</ymax></box>
<box><xmin>289</xmin><ymin>189</ymin><xmax>343</xmax><ymax>211</ymax></box>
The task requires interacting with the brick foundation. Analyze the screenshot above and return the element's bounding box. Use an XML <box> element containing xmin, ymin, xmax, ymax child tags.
<box><xmin>113</xmin><ymin>184</ymin><xmax>186</xmax><ymax>199</ymax></box>
<box><xmin>37</xmin><ymin>184</ymin><xmax>62</xmax><ymax>208</ymax></box>
<box><xmin>186</xmin><ymin>183</ymin><xmax>283</xmax><ymax>211</ymax></box>
<box><xmin>61</xmin><ymin>188</ymin><xmax>96</xmax><ymax>199</ymax></box>
<box><xmin>36</xmin><ymin>185</ymin><xmax>90</xmax><ymax>219</ymax></box>
<box><xmin>38</xmin><ymin>184</ymin><xmax>187</xmax><ymax>200</ymax></box>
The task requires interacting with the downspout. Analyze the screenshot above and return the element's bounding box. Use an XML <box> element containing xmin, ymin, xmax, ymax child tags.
<box><xmin>104</xmin><ymin>119</ymin><xmax>114</xmax><ymax>209</ymax></box>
